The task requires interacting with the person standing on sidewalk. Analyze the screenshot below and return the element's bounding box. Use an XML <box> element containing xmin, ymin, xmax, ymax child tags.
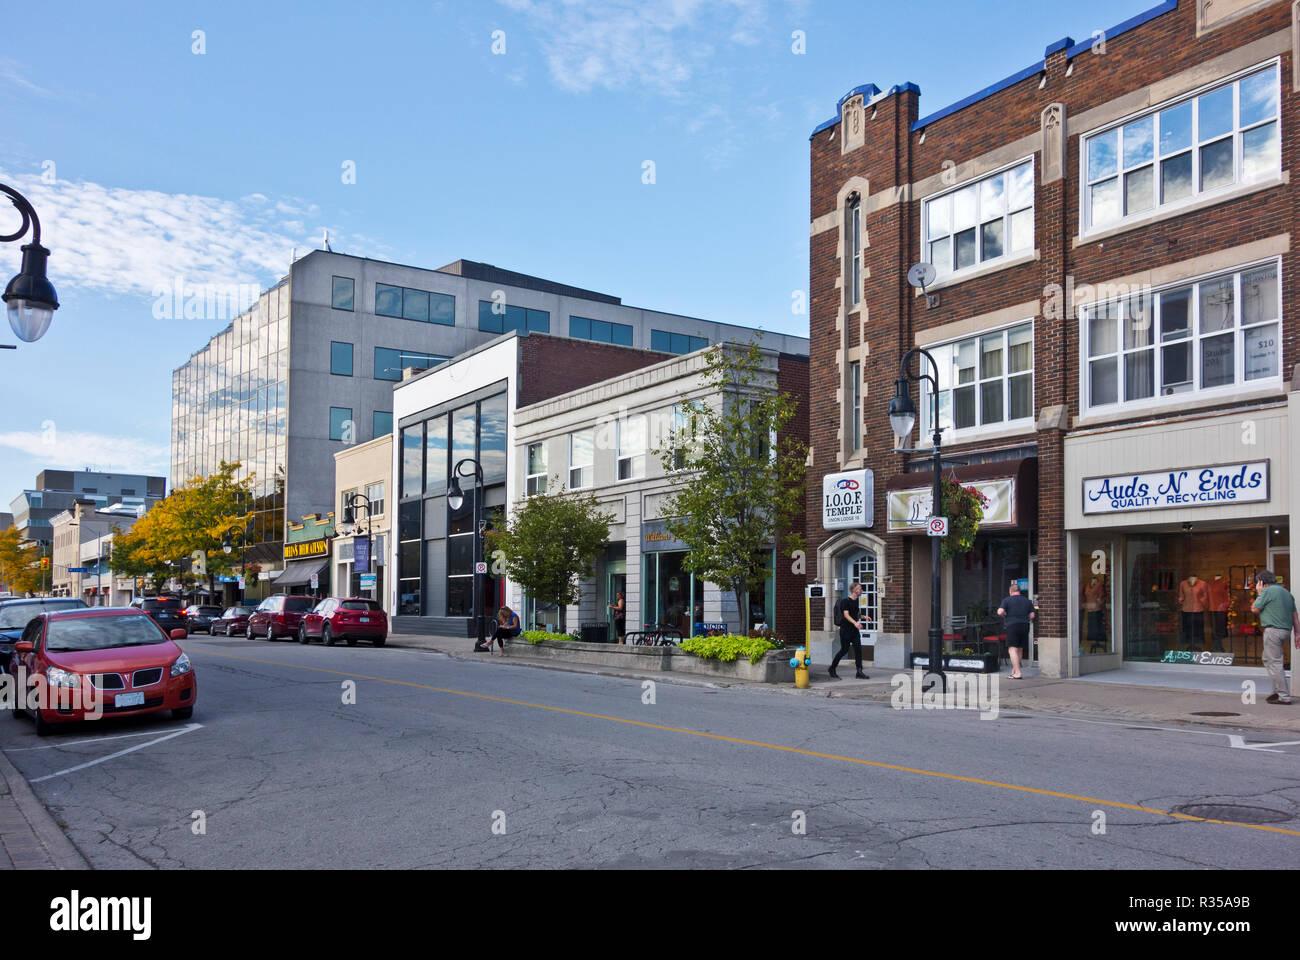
<box><xmin>829</xmin><ymin>581</ymin><xmax>870</xmax><ymax>680</ymax></box>
<box><xmin>1250</xmin><ymin>570</ymin><xmax>1294</xmax><ymax>705</ymax></box>
<box><xmin>997</xmin><ymin>580</ymin><xmax>1035</xmax><ymax>679</ymax></box>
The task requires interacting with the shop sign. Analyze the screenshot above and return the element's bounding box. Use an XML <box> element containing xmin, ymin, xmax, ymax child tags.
<box><xmin>887</xmin><ymin>479</ymin><xmax>1014</xmax><ymax>532</ymax></box>
<box><xmin>1160</xmin><ymin>650</ymin><xmax>1236</xmax><ymax>666</ymax></box>
<box><xmin>355</xmin><ymin>537</ymin><xmax>370</xmax><ymax>575</ymax></box>
<box><xmin>360</xmin><ymin>573</ymin><xmax>377</xmax><ymax>590</ymax></box>
<box><xmin>284</xmin><ymin>537</ymin><xmax>329</xmax><ymax>560</ymax></box>
<box><xmin>1082</xmin><ymin>461</ymin><xmax>1269</xmax><ymax>515</ymax></box>
<box><xmin>642</xmin><ymin>519</ymin><xmax>688</xmax><ymax>553</ymax></box>
<box><xmin>822</xmin><ymin>470</ymin><xmax>873</xmax><ymax>530</ymax></box>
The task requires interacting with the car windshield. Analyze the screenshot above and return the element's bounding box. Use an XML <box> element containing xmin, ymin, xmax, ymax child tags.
<box><xmin>341</xmin><ymin>601</ymin><xmax>379</xmax><ymax>611</ymax></box>
<box><xmin>284</xmin><ymin>598</ymin><xmax>314</xmax><ymax>612</ymax></box>
<box><xmin>0</xmin><ymin>601</ymin><xmax>86</xmax><ymax>631</ymax></box>
<box><xmin>45</xmin><ymin>615</ymin><xmax>168</xmax><ymax>652</ymax></box>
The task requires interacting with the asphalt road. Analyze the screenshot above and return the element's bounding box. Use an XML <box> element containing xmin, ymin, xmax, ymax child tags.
<box><xmin>3</xmin><ymin>634</ymin><xmax>1299</xmax><ymax>869</ymax></box>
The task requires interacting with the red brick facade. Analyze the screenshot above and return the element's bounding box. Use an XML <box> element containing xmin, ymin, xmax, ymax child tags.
<box><xmin>775</xmin><ymin>353</ymin><xmax>810</xmax><ymax>641</ymax></box>
<box><xmin>517</xmin><ymin>334</ymin><xmax>672</xmax><ymax>406</ymax></box>
<box><xmin>807</xmin><ymin>0</ymin><xmax>1296</xmax><ymax>670</ymax></box>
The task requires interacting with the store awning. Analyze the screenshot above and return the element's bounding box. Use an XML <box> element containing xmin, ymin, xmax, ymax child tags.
<box><xmin>885</xmin><ymin>457</ymin><xmax>1038</xmax><ymax>533</ymax></box>
<box><xmin>274</xmin><ymin>558</ymin><xmax>328</xmax><ymax>588</ymax></box>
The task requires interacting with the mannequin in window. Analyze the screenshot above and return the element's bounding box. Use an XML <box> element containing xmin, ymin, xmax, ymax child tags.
<box><xmin>1178</xmin><ymin>574</ymin><xmax>1209</xmax><ymax>651</ymax></box>
<box><xmin>1083</xmin><ymin>576</ymin><xmax>1107</xmax><ymax>652</ymax></box>
<box><xmin>1207</xmin><ymin>573</ymin><xmax>1230</xmax><ymax>652</ymax></box>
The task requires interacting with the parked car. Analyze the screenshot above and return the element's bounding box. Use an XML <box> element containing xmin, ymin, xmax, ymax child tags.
<box><xmin>0</xmin><ymin>598</ymin><xmax>88</xmax><ymax>673</ymax></box>
<box><xmin>246</xmin><ymin>595</ymin><xmax>316</xmax><ymax>640</ymax></box>
<box><xmin>183</xmin><ymin>605</ymin><xmax>224</xmax><ymax>634</ymax></box>
<box><xmin>130</xmin><ymin>597</ymin><xmax>188</xmax><ymax>636</ymax></box>
<box><xmin>8</xmin><ymin>607</ymin><xmax>197</xmax><ymax>736</ymax></box>
<box><xmin>211</xmin><ymin>605</ymin><xmax>253</xmax><ymax>636</ymax></box>
<box><xmin>299</xmin><ymin>598</ymin><xmax>388</xmax><ymax>647</ymax></box>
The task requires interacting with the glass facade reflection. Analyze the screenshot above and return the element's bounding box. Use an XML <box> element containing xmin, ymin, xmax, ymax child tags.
<box><xmin>171</xmin><ymin>282</ymin><xmax>288</xmax><ymax>556</ymax></box>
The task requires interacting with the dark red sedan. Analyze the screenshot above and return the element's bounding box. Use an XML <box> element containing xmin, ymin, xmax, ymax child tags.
<box><xmin>246</xmin><ymin>595</ymin><xmax>315</xmax><ymax>640</ymax></box>
<box><xmin>298</xmin><ymin>598</ymin><xmax>387</xmax><ymax>647</ymax></box>
<box><xmin>211</xmin><ymin>605</ymin><xmax>253</xmax><ymax>636</ymax></box>
<box><xmin>8</xmin><ymin>607</ymin><xmax>197</xmax><ymax>737</ymax></box>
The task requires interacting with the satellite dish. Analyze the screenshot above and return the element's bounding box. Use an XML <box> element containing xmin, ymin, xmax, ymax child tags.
<box><xmin>907</xmin><ymin>263</ymin><xmax>936</xmax><ymax>289</ymax></box>
<box><xmin>907</xmin><ymin>262</ymin><xmax>939</xmax><ymax>308</ymax></box>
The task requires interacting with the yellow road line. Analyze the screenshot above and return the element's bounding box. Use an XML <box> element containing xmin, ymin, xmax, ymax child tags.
<box><xmin>194</xmin><ymin>648</ymin><xmax>1300</xmax><ymax>838</ymax></box>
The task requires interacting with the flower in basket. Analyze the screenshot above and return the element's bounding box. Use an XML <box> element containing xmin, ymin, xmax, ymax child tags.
<box><xmin>938</xmin><ymin>476</ymin><xmax>988</xmax><ymax>559</ymax></box>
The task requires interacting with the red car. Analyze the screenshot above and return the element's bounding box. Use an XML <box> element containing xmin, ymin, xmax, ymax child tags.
<box><xmin>211</xmin><ymin>605</ymin><xmax>253</xmax><ymax>636</ymax></box>
<box><xmin>298</xmin><ymin>598</ymin><xmax>388</xmax><ymax>647</ymax></box>
<box><xmin>246</xmin><ymin>595</ymin><xmax>315</xmax><ymax>640</ymax></box>
<box><xmin>8</xmin><ymin>607</ymin><xmax>197</xmax><ymax>737</ymax></box>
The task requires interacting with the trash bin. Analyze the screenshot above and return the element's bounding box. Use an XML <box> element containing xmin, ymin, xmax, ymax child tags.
<box><xmin>580</xmin><ymin>622</ymin><xmax>609</xmax><ymax>644</ymax></box>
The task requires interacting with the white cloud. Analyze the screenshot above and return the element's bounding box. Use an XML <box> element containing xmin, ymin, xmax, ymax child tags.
<box><xmin>0</xmin><ymin>171</ymin><xmax>377</xmax><ymax>299</ymax></box>
<box><xmin>500</xmin><ymin>0</ymin><xmax>768</xmax><ymax>97</ymax></box>
<box><xmin>0</xmin><ymin>58</ymin><xmax>58</xmax><ymax>99</ymax></box>
<box><xmin>0</xmin><ymin>430</ymin><xmax>170</xmax><ymax>475</ymax></box>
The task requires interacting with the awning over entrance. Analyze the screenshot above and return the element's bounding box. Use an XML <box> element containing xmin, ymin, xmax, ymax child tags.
<box><xmin>885</xmin><ymin>457</ymin><xmax>1038</xmax><ymax>533</ymax></box>
<box><xmin>274</xmin><ymin>558</ymin><xmax>328</xmax><ymax>588</ymax></box>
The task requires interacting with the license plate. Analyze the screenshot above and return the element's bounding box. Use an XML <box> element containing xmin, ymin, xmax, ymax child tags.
<box><xmin>114</xmin><ymin>692</ymin><xmax>145</xmax><ymax>708</ymax></box>
<box><xmin>360</xmin><ymin>617</ymin><xmax>370</xmax><ymax>623</ymax></box>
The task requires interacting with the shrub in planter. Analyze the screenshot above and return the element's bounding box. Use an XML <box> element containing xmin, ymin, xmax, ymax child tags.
<box><xmin>680</xmin><ymin>634</ymin><xmax>780</xmax><ymax>665</ymax></box>
<box><xmin>522</xmin><ymin>630</ymin><xmax>579</xmax><ymax>644</ymax></box>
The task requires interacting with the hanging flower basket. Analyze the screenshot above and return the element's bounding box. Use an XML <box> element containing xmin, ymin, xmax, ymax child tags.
<box><xmin>939</xmin><ymin>476</ymin><xmax>988</xmax><ymax>560</ymax></box>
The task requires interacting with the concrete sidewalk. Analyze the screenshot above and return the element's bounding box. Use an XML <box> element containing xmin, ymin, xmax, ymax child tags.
<box><xmin>388</xmin><ymin>631</ymin><xmax>1300</xmax><ymax>734</ymax></box>
<box><xmin>0</xmin><ymin>743</ymin><xmax>88</xmax><ymax>870</ymax></box>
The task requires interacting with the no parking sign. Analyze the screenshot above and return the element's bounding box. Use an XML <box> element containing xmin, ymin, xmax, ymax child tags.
<box><xmin>927</xmin><ymin>516</ymin><xmax>948</xmax><ymax>537</ymax></box>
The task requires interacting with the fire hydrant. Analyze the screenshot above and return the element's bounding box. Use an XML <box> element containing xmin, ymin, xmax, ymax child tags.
<box><xmin>789</xmin><ymin>647</ymin><xmax>812</xmax><ymax>689</ymax></box>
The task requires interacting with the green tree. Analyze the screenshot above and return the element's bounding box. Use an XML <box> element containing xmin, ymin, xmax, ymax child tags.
<box><xmin>656</xmin><ymin>343</ymin><xmax>807</xmax><ymax>634</ymax></box>
<box><xmin>485</xmin><ymin>484</ymin><xmax>614</xmax><ymax>632</ymax></box>
<box><xmin>0</xmin><ymin>527</ymin><xmax>44</xmax><ymax>595</ymax></box>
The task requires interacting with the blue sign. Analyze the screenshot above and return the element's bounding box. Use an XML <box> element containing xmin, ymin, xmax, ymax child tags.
<box><xmin>359</xmin><ymin>573</ymin><xmax>377</xmax><ymax>590</ymax></box>
<box><xmin>68</xmin><ymin>567</ymin><xmax>87</xmax><ymax>573</ymax></box>
<box><xmin>354</xmin><ymin>537</ymin><xmax>370</xmax><ymax>574</ymax></box>
<box><xmin>1017</xmin><ymin>578</ymin><xmax>1030</xmax><ymax>593</ymax></box>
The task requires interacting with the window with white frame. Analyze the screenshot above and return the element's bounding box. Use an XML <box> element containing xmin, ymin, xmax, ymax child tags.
<box><xmin>921</xmin><ymin>322</ymin><xmax>1034</xmax><ymax>435</ymax></box>
<box><xmin>665</xmin><ymin>404</ymin><xmax>693</xmax><ymax>470</ymax></box>
<box><xmin>849</xmin><ymin>361</ymin><xmax>862</xmax><ymax>450</ymax></box>
<box><xmin>617</xmin><ymin>415</ymin><xmax>646</xmax><ymax>481</ymax></box>
<box><xmin>849</xmin><ymin>199</ymin><xmax>862</xmax><ymax>306</ymax></box>
<box><xmin>1083</xmin><ymin>63</ymin><xmax>1279</xmax><ymax>233</ymax></box>
<box><xmin>365</xmin><ymin>481</ymin><xmax>385</xmax><ymax>518</ymax></box>
<box><xmin>569</xmin><ymin>429</ymin><xmax>594</xmax><ymax>489</ymax></box>
<box><xmin>1082</xmin><ymin>261</ymin><xmax>1280</xmax><ymax>411</ymax></box>
<box><xmin>923</xmin><ymin>160</ymin><xmax>1034</xmax><ymax>278</ymax></box>
<box><xmin>526</xmin><ymin>442</ymin><xmax>547</xmax><ymax>495</ymax></box>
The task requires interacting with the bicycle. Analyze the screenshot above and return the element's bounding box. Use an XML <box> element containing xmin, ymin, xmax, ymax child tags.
<box><xmin>629</xmin><ymin>622</ymin><xmax>683</xmax><ymax>647</ymax></box>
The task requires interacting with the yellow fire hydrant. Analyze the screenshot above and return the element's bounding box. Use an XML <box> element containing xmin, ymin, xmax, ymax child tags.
<box><xmin>790</xmin><ymin>647</ymin><xmax>812</xmax><ymax>689</ymax></box>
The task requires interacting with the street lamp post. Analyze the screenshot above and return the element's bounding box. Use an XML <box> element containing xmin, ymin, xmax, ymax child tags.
<box><xmin>888</xmin><ymin>347</ymin><xmax>947</xmax><ymax>694</ymax></box>
<box><xmin>0</xmin><ymin>183</ymin><xmax>59</xmax><ymax>343</ymax></box>
<box><xmin>222</xmin><ymin>527</ymin><xmax>246</xmax><ymax>604</ymax></box>
<box><xmin>447</xmin><ymin>458</ymin><xmax>485</xmax><ymax>651</ymax></box>
<box><xmin>341</xmin><ymin>492</ymin><xmax>375</xmax><ymax>601</ymax></box>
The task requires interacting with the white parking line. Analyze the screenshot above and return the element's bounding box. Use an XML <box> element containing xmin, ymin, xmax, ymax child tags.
<box><xmin>7</xmin><ymin>727</ymin><xmax>190</xmax><ymax>752</ymax></box>
<box><xmin>1018</xmin><ymin>713</ymin><xmax>1300</xmax><ymax>751</ymax></box>
<box><xmin>29</xmin><ymin>723</ymin><xmax>203</xmax><ymax>783</ymax></box>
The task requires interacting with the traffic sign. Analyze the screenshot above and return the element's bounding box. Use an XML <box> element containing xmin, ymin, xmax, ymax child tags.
<box><xmin>237</xmin><ymin>576</ymin><xmax>246</xmax><ymax>589</ymax></box>
<box><xmin>69</xmin><ymin>567</ymin><xmax>87</xmax><ymax>573</ymax></box>
<box><xmin>927</xmin><ymin>516</ymin><xmax>948</xmax><ymax>537</ymax></box>
<box><xmin>310</xmin><ymin>573</ymin><xmax>319</xmax><ymax>590</ymax></box>
<box><xmin>474</xmin><ymin>561</ymin><xmax>488</xmax><ymax>575</ymax></box>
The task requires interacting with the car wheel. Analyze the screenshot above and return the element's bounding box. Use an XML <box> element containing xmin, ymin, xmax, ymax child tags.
<box><xmin>245</xmin><ymin>625</ymin><xmax>253</xmax><ymax>639</ymax></box>
<box><xmin>172</xmin><ymin>707</ymin><xmax>194</xmax><ymax>720</ymax></box>
<box><xmin>298</xmin><ymin>625</ymin><xmax>308</xmax><ymax>644</ymax></box>
<box><xmin>33</xmin><ymin>710</ymin><xmax>52</xmax><ymax>738</ymax></box>
<box><xmin>322</xmin><ymin>625</ymin><xmax>334</xmax><ymax>647</ymax></box>
<box><xmin>265</xmin><ymin>623</ymin><xmax>274</xmax><ymax>642</ymax></box>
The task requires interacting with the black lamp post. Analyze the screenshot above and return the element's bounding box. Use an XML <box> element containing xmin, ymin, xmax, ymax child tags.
<box><xmin>341</xmin><ymin>492</ymin><xmax>375</xmax><ymax>600</ymax></box>
<box><xmin>222</xmin><ymin>527</ymin><xmax>246</xmax><ymax>603</ymax></box>
<box><xmin>1</xmin><ymin>183</ymin><xmax>59</xmax><ymax>343</ymax></box>
<box><xmin>889</xmin><ymin>347</ymin><xmax>947</xmax><ymax>694</ymax></box>
<box><xmin>447</xmin><ymin>458</ymin><xmax>485</xmax><ymax>650</ymax></box>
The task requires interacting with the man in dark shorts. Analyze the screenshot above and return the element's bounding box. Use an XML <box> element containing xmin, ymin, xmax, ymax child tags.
<box><xmin>830</xmin><ymin>581</ymin><xmax>870</xmax><ymax>680</ymax></box>
<box><xmin>997</xmin><ymin>581</ymin><xmax>1035</xmax><ymax>679</ymax></box>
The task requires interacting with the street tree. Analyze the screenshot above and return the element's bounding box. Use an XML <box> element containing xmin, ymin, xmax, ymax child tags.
<box><xmin>0</xmin><ymin>527</ymin><xmax>45</xmax><ymax>595</ymax></box>
<box><xmin>655</xmin><ymin>343</ymin><xmax>807</xmax><ymax>635</ymax></box>
<box><xmin>485</xmin><ymin>485</ymin><xmax>614</xmax><ymax>633</ymax></box>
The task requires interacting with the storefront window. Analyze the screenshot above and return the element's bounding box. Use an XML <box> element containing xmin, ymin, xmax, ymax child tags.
<box><xmin>480</xmin><ymin>394</ymin><xmax>507</xmax><ymax>482</ymax></box>
<box><xmin>1124</xmin><ymin>528</ymin><xmax>1269</xmax><ymax>665</ymax></box>
<box><xmin>425</xmin><ymin>415</ymin><xmax>448</xmax><ymax>494</ymax></box>
<box><xmin>642</xmin><ymin>552</ymin><xmax>704</xmax><ymax>636</ymax></box>
<box><xmin>1078</xmin><ymin>536</ymin><xmax>1115</xmax><ymax>655</ymax></box>
<box><xmin>952</xmin><ymin>535</ymin><xmax>1030</xmax><ymax>630</ymax></box>
<box><xmin>401</xmin><ymin>426</ymin><xmax>422</xmax><ymax>499</ymax></box>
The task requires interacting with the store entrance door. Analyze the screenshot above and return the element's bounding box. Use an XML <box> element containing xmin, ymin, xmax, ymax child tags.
<box><xmin>606</xmin><ymin>571</ymin><xmax>627</xmax><ymax>642</ymax></box>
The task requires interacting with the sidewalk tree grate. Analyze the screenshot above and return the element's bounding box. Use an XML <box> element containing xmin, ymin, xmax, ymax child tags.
<box><xmin>1189</xmin><ymin>711</ymin><xmax>1240</xmax><ymax>717</ymax></box>
<box><xmin>1172</xmin><ymin>803</ymin><xmax>1292</xmax><ymax>824</ymax></box>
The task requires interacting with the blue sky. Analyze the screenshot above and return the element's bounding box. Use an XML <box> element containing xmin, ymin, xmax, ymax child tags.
<box><xmin>0</xmin><ymin>0</ymin><xmax>1150</xmax><ymax>502</ymax></box>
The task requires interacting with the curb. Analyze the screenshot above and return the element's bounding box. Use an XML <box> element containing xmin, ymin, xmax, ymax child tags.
<box><xmin>0</xmin><ymin>747</ymin><xmax>88</xmax><ymax>870</ymax></box>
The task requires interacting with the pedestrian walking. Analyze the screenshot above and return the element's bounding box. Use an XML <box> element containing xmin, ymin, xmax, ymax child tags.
<box><xmin>1250</xmin><ymin>570</ymin><xmax>1294</xmax><ymax>705</ymax></box>
<box><xmin>829</xmin><ymin>581</ymin><xmax>870</xmax><ymax>680</ymax></box>
<box><xmin>997</xmin><ymin>580</ymin><xmax>1035</xmax><ymax>679</ymax></box>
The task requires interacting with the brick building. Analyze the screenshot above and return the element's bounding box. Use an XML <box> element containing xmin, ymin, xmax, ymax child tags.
<box><xmin>807</xmin><ymin>0</ymin><xmax>1297</xmax><ymax>678</ymax></box>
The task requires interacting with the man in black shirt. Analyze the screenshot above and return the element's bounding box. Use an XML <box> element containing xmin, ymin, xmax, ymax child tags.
<box><xmin>997</xmin><ymin>580</ymin><xmax>1035</xmax><ymax>679</ymax></box>
<box><xmin>830</xmin><ymin>581</ymin><xmax>870</xmax><ymax>680</ymax></box>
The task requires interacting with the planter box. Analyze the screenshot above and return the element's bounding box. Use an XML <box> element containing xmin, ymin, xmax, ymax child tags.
<box><xmin>909</xmin><ymin>651</ymin><xmax>1000</xmax><ymax>673</ymax></box>
<box><xmin>504</xmin><ymin>639</ymin><xmax>795</xmax><ymax>683</ymax></box>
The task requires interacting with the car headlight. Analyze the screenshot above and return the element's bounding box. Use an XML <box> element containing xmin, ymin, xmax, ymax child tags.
<box><xmin>170</xmin><ymin>653</ymin><xmax>193</xmax><ymax>677</ymax></box>
<box><xmin>46</xmin><ymin>666</ymin><xmax>79</xmax><ymax>688</ymax></box>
